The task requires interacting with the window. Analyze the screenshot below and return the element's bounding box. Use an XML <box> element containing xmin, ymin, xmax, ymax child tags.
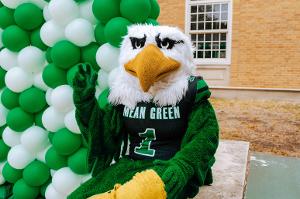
<box><xmin>186</xmin><ymin>0</ymin><xmax>232</xmax><ymax>65</ymax></box>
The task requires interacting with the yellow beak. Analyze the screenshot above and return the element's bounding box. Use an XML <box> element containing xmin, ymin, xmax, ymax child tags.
<box><xmin>124</xmin><ymin>44</ymin><xmax>180</xmax><ymax>92</ymax></box>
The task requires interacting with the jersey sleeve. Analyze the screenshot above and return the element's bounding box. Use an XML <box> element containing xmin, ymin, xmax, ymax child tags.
<box><xmin>194</xmin><ymin>76</ymin><xmax>211</xmax><ymax>104</ymax></box>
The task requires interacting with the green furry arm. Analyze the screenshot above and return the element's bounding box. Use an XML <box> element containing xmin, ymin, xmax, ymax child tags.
<box><xmin>73</xmin><ymin>64</ymin><xmax>124</xmax><ymax>175</ymax></box>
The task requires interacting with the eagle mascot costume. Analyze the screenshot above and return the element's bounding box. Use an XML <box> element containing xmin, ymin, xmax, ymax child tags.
<box><xmin>68</xmin><ymin>25</ymin><xmax>219</xmax><ymax>199</ymax></box>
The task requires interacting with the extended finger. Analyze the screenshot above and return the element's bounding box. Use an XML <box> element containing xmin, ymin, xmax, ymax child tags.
<box><xmin>78</xmin><ymin>64</ymin><xmax>85</xmax><ymax>74</ymax></box>
<box><xmin>86</xmin><ymin>63</ymin><xmax>91</xmax><ymax>74</ymax></box>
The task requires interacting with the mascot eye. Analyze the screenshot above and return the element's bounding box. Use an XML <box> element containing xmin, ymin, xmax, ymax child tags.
<box><xmin>130</xmin><ymin>35</ymin><xmax>147</xmax><ymax>49</ymax></box>
<box><xmin>155</xmin><ymin>34</ymin><xmax>184</xmax><ymax>50</ymax></box>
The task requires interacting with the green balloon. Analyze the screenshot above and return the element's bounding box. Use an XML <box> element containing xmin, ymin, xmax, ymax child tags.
<box><xmin>6</xmin><ymin>107</ymin><xmax>34</xmax><ymax>132</ymax></box>
<box><xmin>149</xmin><ymin>0</ymin><xmax>160</xmax><ymax>19</ymax></box>
<box><xmin>0</xmin><ymin>67</ymin><xmax>5</xmax><ymax>89</ymax></box>
<box><xmin>2</xmin><ymin>25</ymin><xmax>30</xmax><ymax>52</ymax></box>
<box><xmin>145</xmin><ymin>18</ymin><xmax>159</xmax><ymax>26</ymax></box>
<box><xmin>120</xmin><ymin>0</ymin><xmax>151</xmax><ymax>23</ymax></box>
<box><xmin>0</xmin><ymin>7</ymin><xmax>15</xmax><ymax>29</ymax></box>
<box><xmin>42</xmin><ymin>63</ymin><xmax>67</xmax><ymax>89</ymax></box>
<box><xmin>30</xmin><ymin>29</ymin><xmax>48</xmax><ymax>51</ymax></box>
<box><xmin>94</xmin><ymin>23</ymin><xmax>106</xmax><ymax>45</ymax></box>
<box><xmin>68</xmin><ymin>148</ymin><xmax>89</xmax><ymax>174</ymax></box>
<box><xmin>35</xmin><ymin>110</ymin><xmax>44</xmax><ymax>128</ymax></box>
<box><xmin>14</xmin><ymin>3</ymin><xmax>44</xmax><ymax>31</ymax></box>
<box><xmin>93</xmin><ymin>0</ymin><xmax>120</xmax><ymax>24</ymax></box>
<box><xmin>81</xmin><ymin>43</ymin><xmax>100</xmax><ymax>71</ymax></box>
<box><xmin>2</xmin><ymin>162</ymin><xmax>23</xmax><ymax>183</ymax></box>
<box><xmin>19</xmin><ymin>87</ymin><xmax>46</xmax><ymax>113</ymax></box>
<box><xmin>67</xmin><ymin>64</ymin><xmax>80</xmax><ymax>86</ymax></box>
<box><xmin>45</xmin><ymin>147</ymin><xmax>68</xmax><ymax>170</ymax></box>
<box><xmin>0</xmin><ymin>125</ymin><xmax>5</xmax><ymax>138</ymax></box>
<box><xmin>52</xmin><ymin>128</ymin><xmax>82</xmax><ymax>156</ymax></box>
<box><xmin>104</xmin><ymin>17</ymin><xmax>131</xmax><ymax>47</ymax></box>
<box><xmin>97</xmin><ymin>88</ymin><xmax>109</xmax><ymax>109</ymax></box>
<box><xmin>0</xmin><ymin>139</ymin><xmax>10</xmax><ymax>161</ymax></box>
<box><xmin>51</xmin><ymin>40</ymin><xmax>81</xmax><ymax>69</ymax></box>
<box><xmin>13</xmin><ymin>179</ymin><xmax>39</xmax><ymax>199</ymax></box>
<box><xmin>45</xmin><ymin>48</ymin><xmax>52</xmax><ymax>63</ymax></box>
<box><xmin>1</xmin><ymin>88</ymin><xmax>19</xmax><ymax>109</ymax></box>
<box><xmin>23</xmin><ymin>160</ymin><xmax>50</xmax><ymax>187</ymax></box>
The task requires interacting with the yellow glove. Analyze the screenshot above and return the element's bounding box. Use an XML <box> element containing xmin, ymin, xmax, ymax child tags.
<box><xmin>88</xmin><ymin>170</ymin><xmax>166</xmax><ymax>199</ymax></box>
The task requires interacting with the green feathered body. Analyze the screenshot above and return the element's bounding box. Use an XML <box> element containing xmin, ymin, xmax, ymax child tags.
<box><xmin>68</xmin><ymin>76</ymin><xmax>219</xmax><ymax>199</ymax></box>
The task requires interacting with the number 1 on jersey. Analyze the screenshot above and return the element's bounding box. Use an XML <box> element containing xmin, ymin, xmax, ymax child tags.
<box><xmin>134</xmin><ymin>128</ymin><xmax>156</xmax><ymax>157</ymax></box>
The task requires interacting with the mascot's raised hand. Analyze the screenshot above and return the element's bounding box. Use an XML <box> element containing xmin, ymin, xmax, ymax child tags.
<box><xmin>69</xmin><ymin>25</ymin><xmax>219</xmax><ymax>199</ymax></box>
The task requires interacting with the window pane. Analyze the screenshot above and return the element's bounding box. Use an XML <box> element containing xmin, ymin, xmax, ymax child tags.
<box><xmin>198</xmin><ymin>14</ymin><xmax>205</xmax><ymax>21</ymax></box>
<box><xmin>213</xmin><ymin>13</ymin><xmax>220</xmax><ymax>21</ymax></box>
<box><xmin>191</xmin><ymin>6</ymin><xmax>197</xmax><ymax>13</ymax></box>
<box><xmin>206</xmin><ymin>13</ymin><xmax>213</xmax><ymax>21</ymax></box>
<box><xmin>205</xmin><ymin>5</ymin><xmax>212</xmax><ymax>12</ymax></box>
<box><xmin>191</xmin><ymin>23</ymin><xmax>196</xmax><ymax>30</ymax></box>
<box><xmin>205</xmin><ymin>42</ymin><xmax>211</xmax><ymax>49</ymax></box>
<box><xmin>220</xmin><ymin>50</ymin><xmax>226</xmax><ymax>58</ymax></box>
<box><xmin>212</xmin><ymin>42</ymin><xmax>219</xmax><ymax>49</ymax></box>
<box><xmin>213</xmin><ymin>22</ymin><xmax>220</xmax><ymax>29</ymax></box>
<box><xmin>221</xmin><ymin>4</ymin><xmax>228</xmax><ymax>12</ymax></box>
<box><xmin>198</xmin><ymin>42</ymin><xmax>204</xmax><ymax>49</ymax></box>
<box><xmin>205</xmin><ymin>34</ymin><xmax>211</xmax><ymax>41</ymax></box>
<box><xmin>213</xmin><ymin>33</ymin><xmax>219</xmax><ymax>41</ymax></box>
<box><xmin>220</xmin><ymin>42</ymin><xmax>226</xmax><ymax>49</ymax></box>
<box><xmin>205</xmin><ymin>51</ymin><xmax>212</xmax><ymax>58</ymax></box>
<box><xmin>213</xmin><ymin>4</ymin><xmax>220</xmax><ymax>12</ymax></box>
<box><xmin>212</xmin><ymin>51</ymin><xmax>219</xmax><ymax>58</ymax></box>
<box><xmin>198</xmin><ymin>23</ymin><xmax>204</xmax><ymax>30</ymax></box>
<box><xmin>191</xmin><ymin>14</ymin><xmax>197</xmax><ymax>22</ymax></box>
<box><xmin>221</xmin><ymin>33</ymin><xmax>226</xmax><ymax>40</ymax></box>
<box><xmin>198</xmin><ymin>5</ymin><xmax>205</xmax><ymax>13</ymax></box>
<box><xmin>198</xmin><ymin>34</ymin><xmax>204</xmax><ymax>41</ymax></box>
<box><xmin>191</xmin><ymin>34</ymin><xmax>197</xmax><ymax>41</ymax></box>
<box><xmin>221</xmin><ymin>13</ymin><xmax>228</xmax><ymax>20</ymax></box>
<box><xmin>205</xmin><ymin>22</ymin><xmax>212</xmax><ymax>30</ymax></box>
<box><xmin>221</xmin><ymin>21</ymin><xmax>227</xmax><ymax>29</ymax></box>
<box><xmin>197</xmin><ymin>51</ymin><xmax>204</xmax><ymax>58</ymax></box>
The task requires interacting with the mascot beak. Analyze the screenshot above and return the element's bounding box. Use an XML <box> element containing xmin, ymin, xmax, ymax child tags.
<box><xmin>125</xmin><ymin>44</ymin><xmax>180</xmax><ymax>92</ymax></box>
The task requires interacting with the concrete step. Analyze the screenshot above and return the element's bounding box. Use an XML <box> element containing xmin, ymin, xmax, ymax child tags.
<box><xmin>195</xmin><ymin>140</ymin><xmax>250</xmax><ymax>199</ymax></box>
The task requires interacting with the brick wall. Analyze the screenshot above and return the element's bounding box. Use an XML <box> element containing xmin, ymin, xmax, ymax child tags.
<box><xmin>157</xmin><ymin>0</ymin><xmax>300</xmax><ymax>89</ymax></box>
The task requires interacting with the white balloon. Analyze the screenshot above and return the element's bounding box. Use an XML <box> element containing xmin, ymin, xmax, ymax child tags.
<box><xmin>21</xmin><ymin>126</ymin><xmax>49</xmax><ymax>153</ymax></box>
<box><xmin>64</xmin><ymin>110</ymin><xmax>80</xmax><ymax>134</ymax></box>
<box><xmin>5</xmin><ymin>67</ymin><xmax>33</xmax><ymax>93</ymax></box>
<box><xmin>0</xmin><ymin>28</ymin><xmax>3</xmax><ymax>48</ymax></box>
<box><xmin>43</xmin><ymin>5</ymin><xmax>51</xmax><ymax>21</ymax></box>
<box><xmin>42</xmin><ymin>107</ymin><xmax>66</xmax><ymax>132</ymax></box>
<box><xmin>0</xmin><ymin>104</ymin><xmax>8</xmax><ymax>127</ymax></box>
<box><xmin>65</xmin><ymin>18</ymin><xmax>94</xmax><ymax>47</ymax></box>
<box><xmin>45</xmin><ymin>89</ymin><xmax>53</xmax><ymax>106</ymax></box>
<box><xmin>51</xmin><ymin>85</ymin><xmax>74</xmax><ymax>113</ymax></box>
<box><xmin>108</xmin><ymin>68</ymin><xmax>120</xmax><ymax>88</ymax></box>
<box><xmin>0</xmin><ymin>174</ymin><xmax>5</xmax><ymax>185</ymax></box>
<box><xmin>97</xmin><ymin>69</ymin><xmax>109</xmax><ymax>90</ymax></box>
<box><xmin>34</xmin><ymin>72</ymin><xmax>49</xmax><ymax>91</ymax></box>
<box><xmin>2</xmin><ymin>127</ymin><xmax>21</xmax><ymax>147</ymax></box>
<box><xmin>36</xmin><ymin>144</ymin><xmax>51</xmax><ymax>163</ymax></box>
<box><xmin>7</xmin><ymin>145</ymin><xmax>35</xmax><ymax>169</ymax></box>
<box><xmin>52</xmin><ymin>167</ymin><xmax>82</xmax><ymax>195</ymax></box>
<box><xmin>18</xmin><ymin>46</ymin><xmax>46</xmax><ymax>74</ymax></box>
<box><xmin>40</xmin><ymin>20</ymin><xmax>65</xmax><ymax>47</ymax></box>
<box><xmin>29</xmin><ymin>0</ymin><xmax>47</xmax><ymax>9</ymax></box>
<box><xmin>96</xmin><ymin>43</ymin><xmax>120</xmax><ymax>73</ymax></box>
<box><xmin>79</xmin><ymin>0</ymin><xmax>97</xmax><ymax>24</ymax></box>
<box><xmin>45</xmin><ymin>184</ymin><xmax>66</xmax><ymax>199</ymax></box>
<box><xmin>0</xmin><ymin>49</ymin><xmax>18</xmax><ymax>71</ymax></box>
<box><xmin>48</xmin><ymin>0</ymin><xmax>80</xmax><ymax>26</ymax></box>
<box><xmin>50</xmin><ymin>169</ymin><xmax>56</xmax><ymax>177</ymax></box>
<box><xmin>0</xmin><ymin>0</ymin><xmax>25</xmax><ymax>9</ymax></box>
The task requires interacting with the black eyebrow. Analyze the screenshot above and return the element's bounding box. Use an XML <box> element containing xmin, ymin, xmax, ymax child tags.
<box><xmin>155</xmin><ymin>33</ymin><xmax>184</xmax><ymax>45</ymax></box>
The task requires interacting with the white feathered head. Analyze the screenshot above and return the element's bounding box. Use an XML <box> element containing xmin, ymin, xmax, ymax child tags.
<box><xmin>109</xmin><ymin>24</ymin><xmax>195</xmax><ymax>108</ymax></box>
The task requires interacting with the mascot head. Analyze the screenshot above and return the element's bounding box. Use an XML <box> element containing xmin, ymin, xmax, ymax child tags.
<box><xmin>109</xmin><ymin>25</ymin><xmax>195</xmax><ymax>108</ymax></box>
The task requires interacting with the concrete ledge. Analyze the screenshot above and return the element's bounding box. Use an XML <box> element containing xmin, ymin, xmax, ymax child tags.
<box><xmin>195</xmin><ymin>140</ymin><xmax>250</xmax><ymax>199</ymax></box>
<box><xmin>210</xmin><ymin>87</ymin><xmax>300</xmax><ymax>103</ymax></box>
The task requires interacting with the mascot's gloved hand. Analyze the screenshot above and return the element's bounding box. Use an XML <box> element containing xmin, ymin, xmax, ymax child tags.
<box><xmin>154</xmin><ymin>159</ymin><xmax>194</xmax><ymax>199</ymax></box>
<box><xmin>73</xmin><ymin>63</ymin><xmax>98</xmax><ymax>100</ymax></box>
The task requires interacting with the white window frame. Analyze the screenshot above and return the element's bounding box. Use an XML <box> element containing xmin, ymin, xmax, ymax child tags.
<box><xmin>185</xmin><ymin>0</ymin><xmax>233</xmax><ymax>65</ymax></box>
